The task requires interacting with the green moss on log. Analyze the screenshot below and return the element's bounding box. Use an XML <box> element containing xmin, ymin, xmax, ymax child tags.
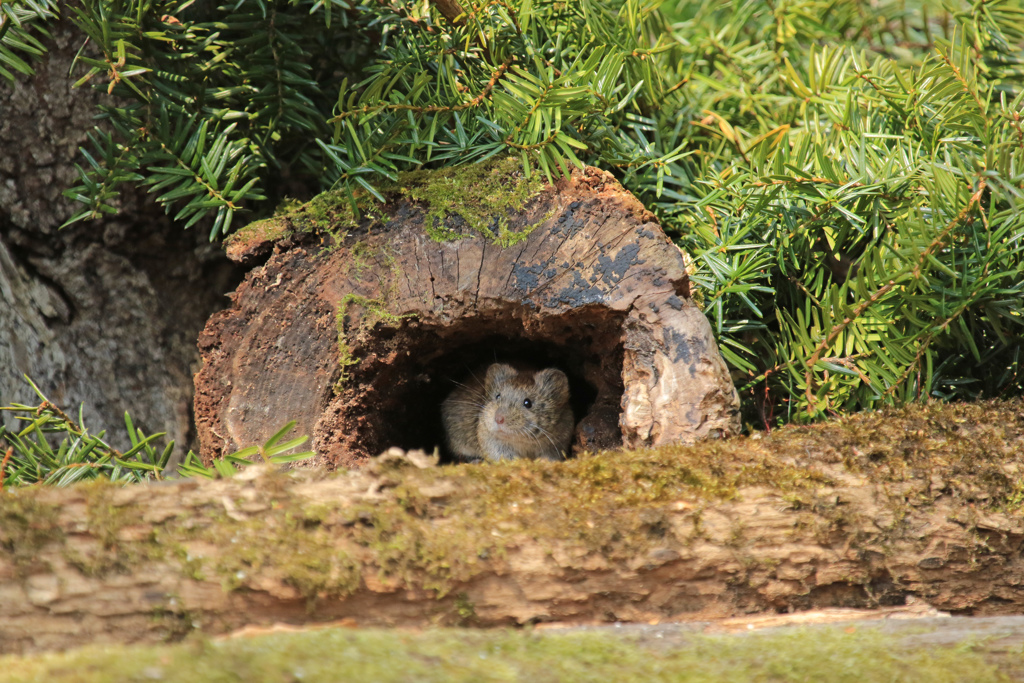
<box><xmin>197</xmin><ymin>399</ymin><xmax>1024</xmax><ymax>600</ymax></box>
<box><xmin>396</xmin><ymin>156</ymin><xmax>545</xmax><ymax>243</ymax></box>
<box><xmin>225</xmin><ymin>156</ymin><xmax>545</xmax><ymax>252</ymax></box>
<box><xmin>333</xmin><ymin>240</ymin><xmax>413</xmax><ymax>388</ymax></box>
<box><xmin>0</xmin><ymin>490</ymin><xmax>62</xmax><ymax>572</ymax></box>
<box><xmin>64</xmin><ymin>480</ymin><xmax>159</xmax><ymax>576</ymax></box>
<box><xmin>2</xmin><ymin>399</ymin><xmax>1023</xmax><ymax>613</ymax></box>
<box><xmin>210</xmin><ymin>509</ymin><xmax>362</xmax><ymax>605</ymax></box>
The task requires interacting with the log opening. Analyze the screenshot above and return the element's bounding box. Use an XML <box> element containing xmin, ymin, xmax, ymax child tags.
<box><xmin>342</xmin><ymin>303</ymin><xmax>625</xmax><ymax>461</ymax></box>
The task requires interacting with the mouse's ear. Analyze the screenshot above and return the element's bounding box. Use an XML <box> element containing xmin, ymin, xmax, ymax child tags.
<box><xmin>484</xmin><ymin>363</ymin><xmax>517</xmax><ymax>392</ymax></box>
<box><xmin>535</xmin><ymin>368</ymin><xmax>570</xmax><ymax>403</ymax></box>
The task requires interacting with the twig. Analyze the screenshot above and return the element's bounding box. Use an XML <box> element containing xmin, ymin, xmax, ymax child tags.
<box><xmin>0</xmin><ymin>447</ymin><xmax>11</xmax><ymax>489</ymax></box>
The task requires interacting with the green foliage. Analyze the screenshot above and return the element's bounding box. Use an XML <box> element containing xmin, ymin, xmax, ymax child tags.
<box><xmin>5</xmin><ymin>0</ymin><xmax>666</xmax><ymax>232</ymax></box>
<box><xmin>0</xmin><ymin>378</ymin><xmax>313</xmax><ymax>488</ymax></box>
<box><xmin>650</xmin><ymin>1</ymin><xmax>1024</xmax><ymax>422</ymax></box>
<box><xmin>319</xmin><ymin>0</ymin><xmax>671</xmax><ymax>202</ymax></box>
<box><xmin>0</xmin><ymin>0</ymin><xmax>58</xmax><ymax>82</ymax></box>
<box><xmin>50</xmin><ymin>0</ymin><xmax>365</xmax><ymax>237</ymax></box>
<box><xmin>3</xmin><ymin>0</ymin><xmax>1023</xmax><ymax>422</ymax></box>
<box><xmin>175</xmin><ymin>421</ymin><xmax>315</xmax><ymax>479</ymax></box>
<box><xmin>0</xmin><ymin>378</ymin><xmax>173</xmax><ymax>486</ymax></box>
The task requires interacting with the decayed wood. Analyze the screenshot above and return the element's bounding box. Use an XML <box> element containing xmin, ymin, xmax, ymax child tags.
<box><xmin>3</xmin><ymin>400</ymin><xmax>1024</xmax><ymax>655</ymax></box>
<box><xmin>194</xmin><ymin>164</ymin><xmax>740</xmax><ymax>468</ymax></box>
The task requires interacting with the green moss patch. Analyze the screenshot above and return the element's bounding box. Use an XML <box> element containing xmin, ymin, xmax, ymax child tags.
<box><xmin>756</xmin><ymin>398</ymin><xmax>1024</xmax><ymax>510</ymax></box>
<box><xmin>344</xmin><ymin>493</ymin><xmax>493</xmax><ymax>596</ymax></box>
<box><xmin>334</xmin><ymin>293</ymin><xmax>402</xmax><ymax>386</ymax></box>
<box><xmin>396</xmin><ymin>155</ymin><xmax>545</xmax><ymax>244</ymax></box>
<box><xmin>66</xmin><ymin>480</ymin><xmax>157</xmax><ymax>576</ymax></box>
<box><xmin>211</xmin><ymin>510</ymin><xmax>361</xmax><ymax>604</ymax></box>
<box><xmin>333</xmin><ymin>240</ymin><xmax>413</xmax><ymax>387</ymax></box>
<box><xmin>227</xmin><ymin>156</ymin><xmax>546</xmax><ymax>252</ymax></box>
<box><xmin>281</xmin><ymin>189</ymin><xmax>364</xmax><ymax>244</ymax></box>
<box><xmin>0</xmin><ymin>490</ymin><xmax>62</xmax><ymax>571</ymax></box>
<box><xmin>225</xmin><ymin>189</ymin><xmax>361</xmax><ymax>253</ymax></box>
<box><xmin>225</xmin><ymin>215</ymin><xmax>294</xmax><ymax>247</ymax></box>
<box><xmin>0</xmin><ymin>622</ymin><xmax>1008</xmax><ymax>683</ymax></box>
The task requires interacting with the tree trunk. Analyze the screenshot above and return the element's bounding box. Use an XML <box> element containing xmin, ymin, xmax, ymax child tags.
<box><xmin>0</xmin><ymin>18</ymin><xmax>242</xmax><ymax>458</ymax></box>
<box><xmin>194</xmin><ymin>162</ymin><xmax>741</xmax><ymax>468</ymax></box>
<box><xmin>3</xmin><ymin>399</ymin><xmax>1023</xmax><ymax>655</ymax></box>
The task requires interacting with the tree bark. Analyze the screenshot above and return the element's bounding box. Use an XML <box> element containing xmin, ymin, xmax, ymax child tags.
<box><xmin>0</xmin><ymin>17</ymin><xmax>242</xmax><ymax>458</ymax></box>
<box><xmin>195</xmin><ymin>164</ymin><xmax>740</xmax><ymax>468</ymax></box>
<box><xmin>3</xmin><ymin>399</ymin><xmax>1023</xmax><ymax>655</ymax></box>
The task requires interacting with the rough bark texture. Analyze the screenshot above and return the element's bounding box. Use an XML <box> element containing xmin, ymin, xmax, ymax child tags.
<box><xmin>3</xmin><ymin>399</ymin><xmax>1024</xmax><ymax>655</ymax></box>
<box><xmin>194</xmin><ymin>164</ymin><xmax>740</xmax><ymax>467</ymax></box>
<box><xmin>0</xmin><ymin>18</ymin><xmax>242</xmax><ymax>456</ymax></box>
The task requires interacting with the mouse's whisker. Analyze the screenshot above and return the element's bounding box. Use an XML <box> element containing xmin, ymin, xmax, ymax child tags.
<box><xmin>445</xmin><ymin>400</ymin><xmax>486</xmax><ymax>408</ymax></box>
<box><xmin>532</xmin><ymin>426</ymin><xmax>562</xmax><ymax>458</ymax></box>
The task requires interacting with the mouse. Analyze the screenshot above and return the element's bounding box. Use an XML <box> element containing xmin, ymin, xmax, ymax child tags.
<box><xmin>441</xmin><ymin>363</ymin><xmax>574</xmax><ymax>462</ymax></box>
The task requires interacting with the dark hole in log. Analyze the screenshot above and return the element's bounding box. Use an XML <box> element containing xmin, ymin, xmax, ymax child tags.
<box><xmin>379</xmin><ymin>336</ymin><xmax>601</xmax><ymax>462</ymax></box>
<box><xmin>345</xmin><ymin>305</ymin><xmax>625</xmax><ymax>461</ymax></box>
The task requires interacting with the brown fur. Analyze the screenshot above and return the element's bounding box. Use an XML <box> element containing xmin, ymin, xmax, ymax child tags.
<box><xmin>441</xmin><ymin>363</ymin><xmax>574</xmax><ymax>462</ymax></box>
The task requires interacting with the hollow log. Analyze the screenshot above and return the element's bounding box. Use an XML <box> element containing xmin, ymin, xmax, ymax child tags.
<box><xmin>194</xmin><ymin>161</ymin><xmax>740</xmax><ymax>468</ymax></box>
<box><xmin>2</xmin><ymin>399</ymin><xmax>1023</xmax><ymax>655</ymax></box>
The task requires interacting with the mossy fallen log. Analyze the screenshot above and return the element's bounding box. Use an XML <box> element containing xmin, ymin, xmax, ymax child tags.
<box><xmin>2</xmin><ymin>399</ymin><xmax>1024</xmax><ymax>655</ymax></box>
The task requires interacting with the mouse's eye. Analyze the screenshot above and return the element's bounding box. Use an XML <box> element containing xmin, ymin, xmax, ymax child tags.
<box><xmin>494</xmin><ymin>393</ymin><xmax>501</xmax><ymax>399</ymax></box>
<box><xmin>523</xmin><ymin>398</ymin><xmax>533</xmax><ymax>409</ymax></box>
